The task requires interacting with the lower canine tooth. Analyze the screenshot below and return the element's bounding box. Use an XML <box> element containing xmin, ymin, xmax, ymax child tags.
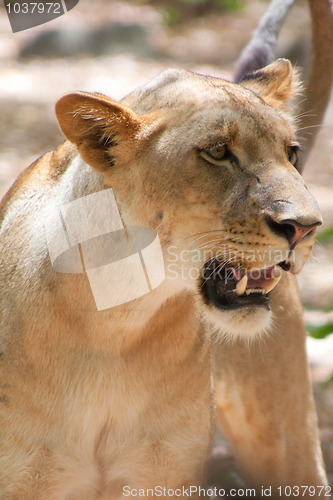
<box><xmin>264</xmin><ymin>273</ymin><xmax>282</xmax><ymax>294</ymax></box>
<box><xmin>236</xmin><ymin>274</ymin><xmax>248</xmax><ymax>296</ymax></box>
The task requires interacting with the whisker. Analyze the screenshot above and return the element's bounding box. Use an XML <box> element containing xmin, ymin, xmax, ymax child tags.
<box><xmin>203</xmin><ymin>255</ymin><xmax>239</xmax><ymax>281</ymax></box>
<box><xmin>184</xmin><ymin>234</ymin><xmax>227</xmax><ymax>250</ymax></box>
<box><xmin>185</xmin><ymin>230</ymin><xmax>228</xmax><ymax>241</ymax></box>
<box><xmin>297</xmin><ymin>124</ymin><xmax>325</xmax><ymax>132</ymax></box>
<box><xmin>296</xmin><ymin>108</ymin><xmax>317</xmax><ymax>117</ymax></box>
<box><xmin>196</xmin><ymin>239</ymin><xmax>228</xmax><ymax>250</ymax></box>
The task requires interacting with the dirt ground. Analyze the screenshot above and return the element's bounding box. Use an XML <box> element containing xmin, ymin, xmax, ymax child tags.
<box><xmin>0</xmin><ymin>0</ymin><xmax>332</xmax><ymax>491</ymax></box>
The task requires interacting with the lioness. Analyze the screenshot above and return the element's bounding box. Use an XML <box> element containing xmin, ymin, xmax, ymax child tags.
<box><xmin>1</xmin><ymin>2</ymin><xmax>332</xmax><ymax>500</ymax></box>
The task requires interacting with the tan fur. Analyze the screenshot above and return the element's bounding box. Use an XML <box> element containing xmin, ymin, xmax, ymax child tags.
<box><xmin>214</xmin><ymin>272</ymin><xmax>326</xmax><ymax>490</ymax></box>
<box><xmin>0</xmin><ymin>59</ymin><xmax>328</xmax><ymax>499</ymax></box>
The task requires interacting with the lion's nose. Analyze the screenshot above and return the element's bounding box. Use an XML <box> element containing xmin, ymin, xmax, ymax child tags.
<box><xmin>266</xmin><ymin>216</ymin><xmax>322</xmax><ymax>249</ymax></box>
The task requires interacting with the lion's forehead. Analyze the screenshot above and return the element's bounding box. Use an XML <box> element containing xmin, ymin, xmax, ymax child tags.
<box><xmin>161</xmin><ymin>103</ymin><xmax>291</xmax><ymax>146</ymax></box>
<box><xmin>154</xmin><ymin>96</ymin><xmax>292</xmax><ymax>159</ymax></box>
<box><xmin>124</xmin><ymin>69</ymin><xmax>293</xmax><ymax>148</ymax></box>
<box><xmin>124</xmin><ymin>69</ymin><xmax>255</xmax><ymax>112</ymax></box>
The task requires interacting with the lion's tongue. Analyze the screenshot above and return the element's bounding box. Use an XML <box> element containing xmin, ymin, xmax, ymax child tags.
<box><xmin>246</xmin><ymin>266</ymin><xmax>276</xmax><ymax>288</ymax></box>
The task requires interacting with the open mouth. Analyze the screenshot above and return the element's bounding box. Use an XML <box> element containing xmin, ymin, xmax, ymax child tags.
<box><xmin>201</xmin><ymin>259</ymin><xmax>285</xmax><ymax>310</ymax></box>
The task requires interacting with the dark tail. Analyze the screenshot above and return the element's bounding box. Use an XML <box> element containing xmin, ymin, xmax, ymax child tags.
<box><xmin>233</xmin><ymin>0</ymin><xmax>294</xmax><ymax>83</ymax></box>
<box><xmin>234</xmin><ymin>0</ymin><xmax>333</xmax><ymax>169</ymax></box>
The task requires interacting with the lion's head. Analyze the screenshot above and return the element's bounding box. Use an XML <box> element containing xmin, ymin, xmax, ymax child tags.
<box><xmin>56</xmin><ymin>59</ymin><xmax>321</xmax><ymax>340</ymax></box>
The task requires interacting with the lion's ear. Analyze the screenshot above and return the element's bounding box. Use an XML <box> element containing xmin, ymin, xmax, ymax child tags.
<box><xmin>239</xmin><ymin>59</ymin><xmax>299</xmax><ymax>111</ymax></box>
<box><xmin>55</xmin><ymin>92</ymin><xmax>143</xmax><ymax>172</ymax></box>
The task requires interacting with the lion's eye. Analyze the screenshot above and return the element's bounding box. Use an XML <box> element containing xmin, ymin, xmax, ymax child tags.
<box><xmin>200</xmin><ymin>144</ymin><xmax>227</xmax><ymax>165</ymax></box>
<box><xmin>206</xmin><ymin>144</ymin><xmax>226</xmax><ymax>160</ymax></box>
<box><xmin>287</xmin><ymin>144</ymin><xmax>299</xmax><ymax>167</ymax></box>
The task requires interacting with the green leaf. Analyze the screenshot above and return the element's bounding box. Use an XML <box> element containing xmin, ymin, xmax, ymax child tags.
<box><xmin>307</xmin><ymin>322</ymin><xmax>333</xmax><ymax>339</ymax></box>
<box><xmin>217</xmin><ymin>0</ymin><xmax>242</xmax><ymax>11</ymax></box>
<box><xmin>316</xmin><ymin>226</ymin><xmax>333</xmax><ymax>243</ymax></box>
<box><xmin>163</xmin><ymin>6</ymin><xmax>180</xmax><ymax>25</ymax></box>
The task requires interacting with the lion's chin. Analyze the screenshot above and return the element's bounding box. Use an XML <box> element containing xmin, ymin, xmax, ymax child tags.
<box><xmin>203</xmin><ymin>305</ymin><xmax>273</xmax><ymax>343</ymax></box>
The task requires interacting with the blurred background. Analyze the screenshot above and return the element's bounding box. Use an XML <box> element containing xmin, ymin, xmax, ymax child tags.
<box><xmin>0</xmin><ymin>0</ymin><xmax>332</xmax><ymax>489</ymax></box>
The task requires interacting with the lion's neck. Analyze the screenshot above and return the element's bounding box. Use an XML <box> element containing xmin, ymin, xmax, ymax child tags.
<box><xmin>40</xmin><ymin>144</ymin><xmax>200</xmax><ymax>352</ymax></box>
